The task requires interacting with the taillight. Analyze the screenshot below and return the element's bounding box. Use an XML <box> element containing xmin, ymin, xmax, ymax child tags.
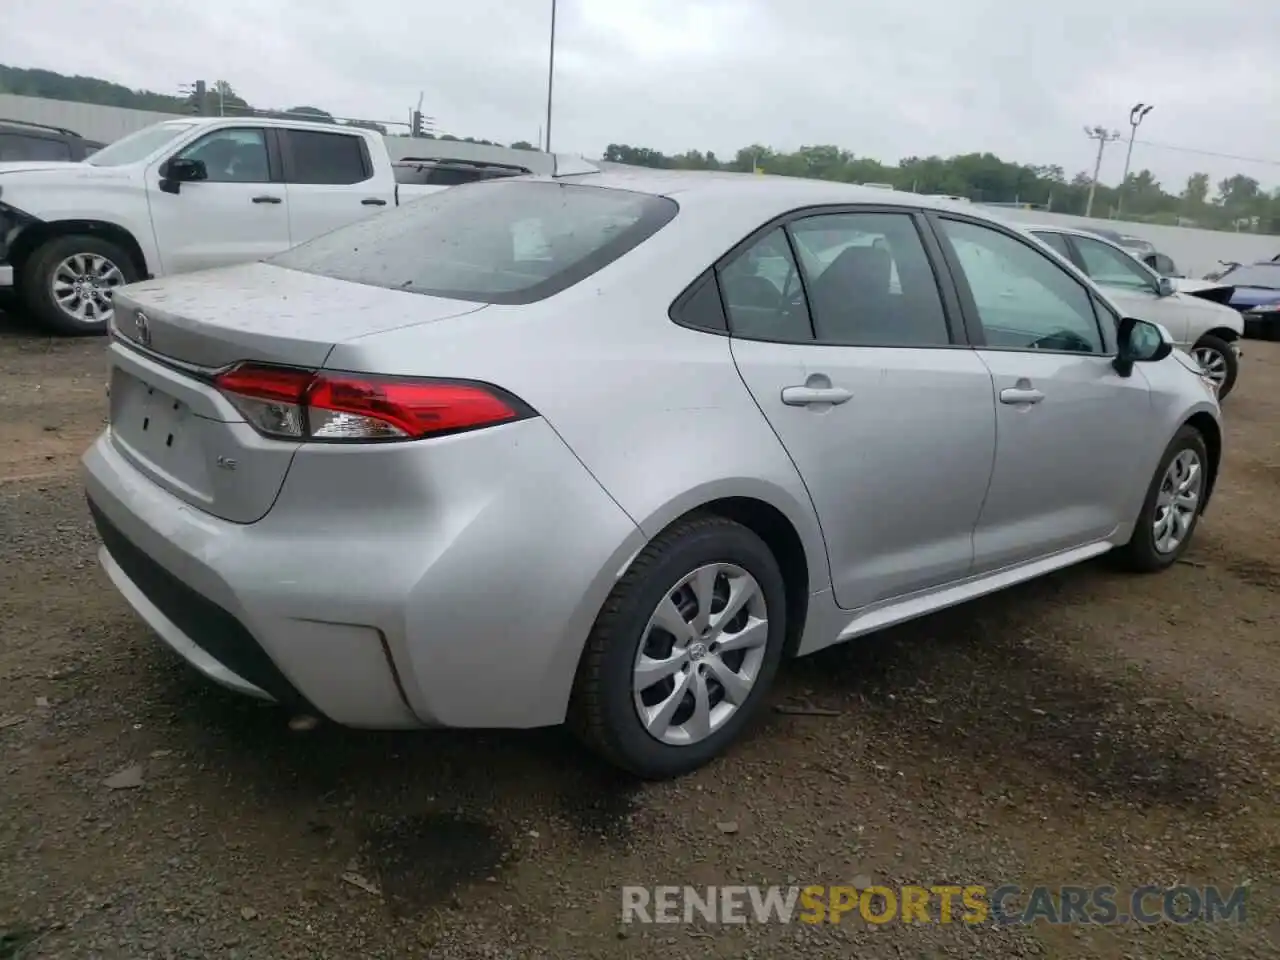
<box><xmin>213</xmin><ymin>363</ymin><xmax>532</xmax><ymax>442</ymax></box>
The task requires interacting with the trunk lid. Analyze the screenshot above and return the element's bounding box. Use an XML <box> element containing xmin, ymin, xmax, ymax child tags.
<box><xmin>107</xmin><ymin>263</ymin><xmax>488</xmax><ymax>523</ymax></box>
<box><xmin>112</xmin><ymin>262</ymin><xmax>486</xmax><ymax>369</ymax></box>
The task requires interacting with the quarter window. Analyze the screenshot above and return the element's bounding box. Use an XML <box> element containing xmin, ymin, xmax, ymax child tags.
<box><xmin>938</xmin><ymin>218</ymin><xmax>1105</xmax><ymax>354</ymax></box>
<box><xmin>176</xmin><ymin>128</ymin><xmax>271</xmax><ymax>183</ymax></box>
<box><xmin>718</xmin><ymin>228</ymin><xmax>812</xmax><ymax>342</ymax></box>
<box><xmin>284</xmin><ymin>130</ymin><xmax>370</xmax><ymax>185</ymax></box>
<box><xmin>789</xmin><ymin>212</ymin><xmax>951</xmax><ymax>346</ymax></box>
<box><xmin>1071</xmin><ymin>235</ymin><xmax>1157</xmax><ymax>292</ymax></box>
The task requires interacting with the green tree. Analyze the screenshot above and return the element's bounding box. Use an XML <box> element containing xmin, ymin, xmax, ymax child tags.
<box><xmin>283</xmin><ymin>105</ymin><xmax>335</xmax><ymax>123</ymax></box>
<box><xmin>1182</xmin><ymin>172</ymin><xmax>1210</xmax><ymax>207</ymax></box>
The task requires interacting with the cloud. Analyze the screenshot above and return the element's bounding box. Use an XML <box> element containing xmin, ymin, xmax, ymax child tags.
<box><xmin>4</xmin><ymin>0</ymin><xmax>1279</xmax><ymax>188</ymax></box>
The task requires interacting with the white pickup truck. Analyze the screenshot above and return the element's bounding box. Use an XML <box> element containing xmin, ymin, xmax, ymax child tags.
<box><xmin>0</xmin><ymin>116</ymin><xmax>583</xmax><ymax>334</ymax></box>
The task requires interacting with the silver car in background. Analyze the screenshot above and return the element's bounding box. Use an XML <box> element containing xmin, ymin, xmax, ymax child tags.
<box><xmin>1025</xmin><ymin>224</ymin><xmax>1245</xmax><ymax>397</ymax></box>
<box><xmin>84</xmin><ymin>172</ymin><xmax>1222</xmax><ymax>779</ymax></box>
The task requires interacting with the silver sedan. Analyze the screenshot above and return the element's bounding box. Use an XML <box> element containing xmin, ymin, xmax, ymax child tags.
<box><xmin>84</xmin><ymin>171</ymin><xmax>1222</xmax><ymax>779</ymax></box>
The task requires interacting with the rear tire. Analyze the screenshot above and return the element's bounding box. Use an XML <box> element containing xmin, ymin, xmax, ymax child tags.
<box><xmin>569</xmin><ymin>515</ymin><xmax>788</xmax><ymax>779</ymax></box>
<box><xmin>1115</xmin><ymin>425</ymin><xmax>1209</xmax><ymax>573</ymax></box>
<box><xmin>1190</xmin><ymin>334</ymin><xmax>1238</xmax><ymax>400</ymax></box>
<box><xmin>21</xmin><ymin>234</ymin><xmax>138</xmax><ymax>337</ymax></box>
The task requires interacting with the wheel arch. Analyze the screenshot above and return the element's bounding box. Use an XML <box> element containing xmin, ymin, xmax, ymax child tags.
<box><xmin>9</xmin><ymin>219</ymin><xmax>150</xmax><ymax>279</ymax></box>
<box><xmin>1196</xmin><ymin>326</ymin><xmax>1241</xmax><ymax>344</ymax></box>
<box><xmin>1184</xmin><ymin>411</ymin><xmax>1222</xmax><ymax>512</ymax></box>
<box><xmin>626</xmin><ymin>483</ymin><xmax>827</xmax><ymax>658</ymax></box>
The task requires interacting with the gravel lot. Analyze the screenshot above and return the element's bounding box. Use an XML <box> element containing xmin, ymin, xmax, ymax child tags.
<box><xmin>2</xmin><ymin>310</ymin><xmax>1278</xmax><ymax>959</ymax></box>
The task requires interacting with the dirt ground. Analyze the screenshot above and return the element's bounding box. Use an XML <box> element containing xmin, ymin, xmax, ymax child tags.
<box><xmin>1</xmin><ymin>309</ymin><xmax>1278</xmax><ymax>959</ymax></box>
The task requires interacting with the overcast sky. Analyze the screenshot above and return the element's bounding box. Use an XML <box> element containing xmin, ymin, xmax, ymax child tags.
<box><xmin>4</xmin><ymin>0</ymin><xmax>1279</xmax><ymax>191</ymax></box>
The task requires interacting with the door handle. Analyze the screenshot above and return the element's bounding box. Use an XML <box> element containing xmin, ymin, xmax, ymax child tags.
<box><xmin>361</xmin><ymin>198</ymin><xmax>388</xmax><ymax>206</ymax></box>
<box><xmin>999</xmin><ymin>387</ymin><xmax>1045</xmax><ymax>405</ymax></box>
<box><xmin>251</xmin><ymin>195</ymin><xmax>282</xmax><ymax>204</ymax></box>
<box><xmin>781</xmin><ymin>385</ymin><xmax>853</xmax><ymax>406</ymax></box>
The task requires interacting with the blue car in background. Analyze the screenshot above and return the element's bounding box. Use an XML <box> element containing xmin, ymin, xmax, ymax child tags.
<box><xmin>1214</xmin><ymin>261</ymin><xmax>1280</xmax><ymax>340</ymax></box>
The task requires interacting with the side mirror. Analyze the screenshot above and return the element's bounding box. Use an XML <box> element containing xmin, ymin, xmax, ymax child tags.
<box><xmin>1156</xmin><ymin>276</ymin><xmax>1175</xmax><ymax>298</ymax></box>
<box><xmin>158</xmin><ymin>157</ymin><xmax>207</xmax><ymax>194</ymax></box>
<box><xmin>1114</xmin><ymin>316</ymin><xmax>1173</xmax><ymax>377</ymax></box>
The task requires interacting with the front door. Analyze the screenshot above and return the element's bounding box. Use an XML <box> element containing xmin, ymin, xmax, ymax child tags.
<box><xmin>147</xmin><ymin>126</ymin><xmax>291</xmax><ymax>276</ymax></box>
<box><xmin>931</xmin><ymin>216</ymin><xmax>1152</xmax><ymax>572</ymax></box>
<box><xmin>724</xmin><ymin>210</ymin><xmax>997</xmax><ymax>610</ymax></box>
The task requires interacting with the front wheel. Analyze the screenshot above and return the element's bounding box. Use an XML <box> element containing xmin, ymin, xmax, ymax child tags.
<box><xmin>1190</xmin><ymin>335</ymin><xmax>1238</xmax><ymax>400</ymax></box>
<box><xmin>569</xmin><ymin>515</ymin><xmax>788</xmax><ymax>779</ymax></box>
<box><xmin>1115</xmin><ymin>425</ymin><xmax>1209</xmax><ymax>573</ymax></box>
<box><xmin>21</xmin><ymin>234</ymin><xmax>138</xmax><ymax>336</ymax></box>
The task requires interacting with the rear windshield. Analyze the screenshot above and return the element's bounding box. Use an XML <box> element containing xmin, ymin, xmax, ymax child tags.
<box><xmin>269</xmin><ymin>180</ymin><xmax>678</xmax><ymax>304</ymax></box>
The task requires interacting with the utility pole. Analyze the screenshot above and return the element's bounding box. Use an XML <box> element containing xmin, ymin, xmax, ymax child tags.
<box><xmin>1116</xmin><ymin>102</ymin><xmax>1154</xmax><ymax>217</ymax></box>
<box><xmin>544</xmin><ymin>0</ymin><xmax>557</xmax><ymax>153</ymax></box>
<box><xmin>1083</xmin><ymin>125</ymin><xmax>1121</xmax><ymax>218</ymax></box>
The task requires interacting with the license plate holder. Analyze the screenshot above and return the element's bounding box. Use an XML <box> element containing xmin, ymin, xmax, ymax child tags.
<box><xmin>110</xmin><ymin>370</ymin><xmax>193</xmax><ymax>466</ymax></box>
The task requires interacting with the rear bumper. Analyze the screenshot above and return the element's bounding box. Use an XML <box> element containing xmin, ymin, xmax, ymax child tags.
<box><xmin>82</xmin><ymin>417</ymin><xmax>644</xmax><ymax>730</ymax></box>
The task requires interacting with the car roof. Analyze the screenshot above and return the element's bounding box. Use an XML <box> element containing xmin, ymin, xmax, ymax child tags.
<box><xmin>558</xmin><ymin>168</ymin><xmax>1016</xmax><ymax>228</ymax></box>
<box><xmin>1023</xmin><ymin>223</ymin><xmax>1113</xmax><ymax>240</ymax></box>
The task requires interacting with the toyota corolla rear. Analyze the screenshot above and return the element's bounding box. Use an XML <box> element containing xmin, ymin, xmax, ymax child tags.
<box><xmin>83</xmin><ymin>178</ymin><xmax>680</xmax><ymax>730</ymax></box>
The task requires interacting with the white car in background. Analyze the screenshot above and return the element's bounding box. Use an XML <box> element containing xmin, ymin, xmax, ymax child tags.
<box><xmin>1024</xmin><ymin>224</ymin><xmax>1245</xmax><ymax>398</ymax></box>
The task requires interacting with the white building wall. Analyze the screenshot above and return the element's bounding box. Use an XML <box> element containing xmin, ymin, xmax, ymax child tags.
<box><xmin>3</xmin><ymin>95</ymin><xmax>1276</xmax><ymax>277</ymax></box>
<box><xmin>982</xmin><ymin>205</ymin><xmax>1278</xmax><ymax>279</ymax></box>
<box><xmin>0</xmin><ymin>93</ymin><xmax>187</xmax><ymax>144</ymax></box>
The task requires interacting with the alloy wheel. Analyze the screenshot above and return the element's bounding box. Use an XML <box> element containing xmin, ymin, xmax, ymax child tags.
<box><xmin>50</xmin><ymin>253</ymin><xmax>126</xmax><ymax>325</ymax></box>
<box><xmin>632</xmin><ymin>562</ymin><xmax>769</xmax><ymax>746</ymax></box>
<box><xmin>1152</xmin><ymin>448</ymin><xmax>1202</xmax><ymax>555</ymax></box>
<box><xmin>1191</xmin><ymin>346</ymin><xmax>1228</xmax><ymax>389</ymax></box>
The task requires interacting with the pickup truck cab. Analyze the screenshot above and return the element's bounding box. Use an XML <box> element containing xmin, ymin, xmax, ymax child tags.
<box><xmin>0</xmin><ymin>116</ymin><xmax>557</xmax><ymax>333</ymax></box>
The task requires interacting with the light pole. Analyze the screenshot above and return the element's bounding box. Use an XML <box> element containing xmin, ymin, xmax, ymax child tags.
<box><xmin>1083</xmin><ymin>125</ymin><xmax>1121</xmax><ymax>218</ymax></box>
<box><xmin>544</xmin><ymin>0</ymin><xmax>557</xmax><ymax>153</ymax></box>
<box><xmin>1116</xmin><ymin>102</ymin><xmax>1154</xmax><ymax>217</ymax></box>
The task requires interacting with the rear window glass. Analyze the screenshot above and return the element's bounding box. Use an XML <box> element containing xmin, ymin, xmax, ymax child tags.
<box><xmin>269</xmin><ymin>180</ymin><xmax>678</xmax><ymax>304</ymax></box>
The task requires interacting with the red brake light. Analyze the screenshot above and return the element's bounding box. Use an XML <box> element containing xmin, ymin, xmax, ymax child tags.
<box><xmin>213</xmin><ymin>363</ymin><xmax>530</xmax><ymax>442</ymax></box>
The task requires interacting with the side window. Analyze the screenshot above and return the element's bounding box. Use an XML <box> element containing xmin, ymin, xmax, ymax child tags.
<box><xmin>285</xmin><ymin>130</ymin><xmax>370</xmax><ymax>185</ymax></box>
<box><xmin>718</xmin><ymin>228</ymin><xmax>812</xmax><ymax>342</ymax></box>
<box><xmin>672</xmin><ymin>271</ymin><xmax>728</xmax><ymax>333</ymax></box>
<box><xmin>1033</xmin><ymin>230</ymin><xmax>1074</xmax><ymax>261</ymax></box>
<box><xmin>937</xmin><ymin>218</ymin><xmax>1105</xmax><ymax>354</ymax></box>
<box><xmin>788</xmin><ymin>212</ymin><xmax>951</xmax><ymax>346</ymax></box>
<box><xmin>1071</xmin><ymin>236</ymin><xmax>1157</xmax><ymax>292</ymax></box>
<box><xmin>176</xmin><ymin>128</ymin><xmax>271</xmax><ymax>183</ymax></box>
<box><xmin>0</xmin><ymin>133</ymin><xmax>73</xmax><ymax>162</ymax></box>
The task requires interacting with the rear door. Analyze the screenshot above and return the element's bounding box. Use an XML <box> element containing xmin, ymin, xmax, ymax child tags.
<box><xmin>725</xmin><ymin>207</ymin><xmax>997</xmax><ymax>610</ymax></box>
<box><xmin>146</xmin><ymin>126</ymin><xmax>292</xmax><ymax>274</ymax></box>
<box><xmin>279</xmin><ymin>128</ymin><xmax>394</xmax><ymax>242</ymax></box>
<box><xmin>930</xmin><ymin>214</ymin><xmax>1152</xmax><ymax>572</ymax></box>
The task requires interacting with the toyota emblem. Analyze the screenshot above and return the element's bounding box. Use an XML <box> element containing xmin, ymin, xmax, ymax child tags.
<box><xmin>134</xmin><ymin>311</ymin><xmax>151</xmax><ymax>347</ymax></box>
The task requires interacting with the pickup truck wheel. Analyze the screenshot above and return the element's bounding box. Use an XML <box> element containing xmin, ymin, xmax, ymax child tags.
<box><xmin>21</xmin><ymin>235</ymin><xmax>138</xmax><ymax>336</ymax></box>
<box><xmin>1190</xmin><ymin>335</ymin><xmax>1237</xmax><ymax>400</ymax></box>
